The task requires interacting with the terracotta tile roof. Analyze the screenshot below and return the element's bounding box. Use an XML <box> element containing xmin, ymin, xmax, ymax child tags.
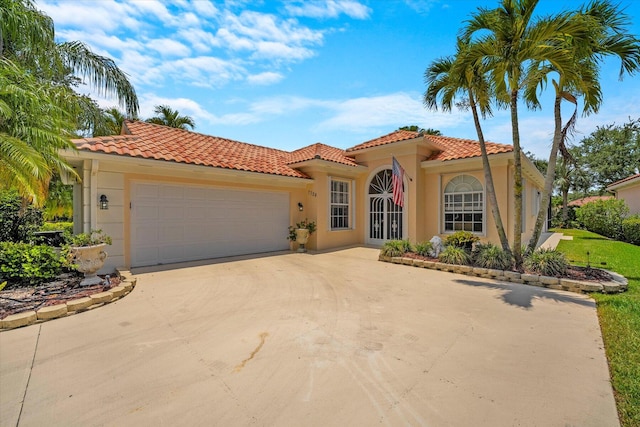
<box><xmin>73</xmin><ymin>121</ymin><xmax>310</xmax><ymax>179</ymax></box>
<box><xmin>424</xmin><ymin>135</ymin><xmax>513</xmax><ymax>161</ymax></box>
<box><xmin>607</xmin><ymin>173</ymin><xmax>640</xmax><ymax>188</ymax></box>
<box><xmin>288</xmin><ymin>143</ymin><xmax>359</xmax><ymax>167</ymax></box>
<box><xmin>346</xmin><ymin>130</ymin><xmax>513</xmax><ymax>161</ymax></box>
<box><xmin>346</xmin><ymin>130</ymin><xmax>419</xmax><ymax>152</ymax></box>
<box><xmin>567</xmin><ymin>196</ymin><xmax>613</xmax><ymax>207</ymax></box>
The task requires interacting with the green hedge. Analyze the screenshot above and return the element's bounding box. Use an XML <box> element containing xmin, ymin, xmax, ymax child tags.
<box><xmin>0</xmin><ymin>242</ymin><xmax>64</xmax><ymax>286</ymax></box>
<box><xmin>622</xmin><ymin>216</ymin><xmax>640</xmax><ymax>245</ymax></box>
<box><xmin>576</xmin><ymin>199</ymin><xmax>629</xmax><ymax>240</ymax></box>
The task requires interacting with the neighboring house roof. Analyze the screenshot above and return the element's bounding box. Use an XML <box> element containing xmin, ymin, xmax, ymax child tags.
<box><xmin>73</xmin><ymin>121</ymin><xmax>310</xmax><ymax>179</ymax></box>
<box><xmin>288</xmin><ymin>143</ymin><xmax>360</xmax><ymax>167</ymax></box>
<box><xmin>606</xmin><ymin>173</ymin><xmax>640</xmax><ymax>191</ymax></box>
<box><xmin>567</xmin><ymin>196</ymin><xmax>613</xmax><ymax>207</ymax></box>
<box><xmin>345</xmin><ymin>130</ymin><xmax>513</xmax><ymax>161</ymax></box>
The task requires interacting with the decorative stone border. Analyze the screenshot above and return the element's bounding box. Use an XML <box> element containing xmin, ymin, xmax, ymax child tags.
<box><xmin>0</xmin><ymin>270</ymin><xmax>137</xmax><ymax>331</ymax></box>
<box><xmin>379</xmin><ymin>255</ymin><xmax>628</xmax><ymax>294</ymax></box>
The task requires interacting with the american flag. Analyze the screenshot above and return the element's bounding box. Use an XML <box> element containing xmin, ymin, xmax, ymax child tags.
<box><xmin>392</xmin><ymin>157</ymin><xmax>404</xmax><ymax>207</ymax></box>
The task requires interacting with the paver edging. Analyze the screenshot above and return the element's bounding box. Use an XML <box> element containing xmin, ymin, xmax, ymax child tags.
<box><xmin>0</xmin><ymin>270</ymin><xmax>137</xmax><ymax>331</ymax></box>
<box><xmin>378</xmin><ymin>255</ymin><xmax>627</xmax><ymax>295</ymax></box>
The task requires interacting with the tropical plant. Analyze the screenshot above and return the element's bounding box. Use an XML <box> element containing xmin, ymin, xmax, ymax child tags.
<box><xmin>0</xmin><ymin>0</ymin><xmax>138</xmax><ymax>204</ymax></box>
<box><xmin>438</xmin><ymin>246</ymin><xmax>471</xmax><ymax>265</ymax></box>
<box><xmin>287</xmin><ymin>219</ymin><xmax>317</xmax><ymax>241</ymax></box>
<box><xmin>145</xmin><ymin>105</ymin><xmax>195</xmax><ymax>130</ymax></box>
<box><xmin>472</xmin><ymin>243</ymin><xmax>512</xmax><ymax>270</ymax></box>
<box><xmin>414</xmin><ymin>241</ymin><xmax>433</xmax><ymax>257</ymax></box>
<box><xmin>526</xmin><ymin>1</ymin><xmax>640</xmax><ymax>253</ymax></box>
<box><xmin>424</xmin><ymin>38</ymin><xmax>511</xmax><ymax>256</ymax></box>
<box><xmin>523</xmin><ymin>248</ymin><xmax>568</xmax><ymax>276</ymax></box>
<box><xmin>380</xmin><ymin>239</ymin><xmax>413</xmax><ymax>257</ymax></box>
<box><xmin>69</xmin><ymin>229</ymin><xmax>112</xmax><ymax>247</ymax></box>
<box><xmin>0</xmin><ymin>242</ymin><xmax>64</xmax><ymax>286</ymax></box>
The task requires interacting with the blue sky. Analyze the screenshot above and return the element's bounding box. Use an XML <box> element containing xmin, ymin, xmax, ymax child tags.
<box><xmin>38</xmin><ymin>0</ymin><xmax>640</xmax><ymax>158</ymax></box>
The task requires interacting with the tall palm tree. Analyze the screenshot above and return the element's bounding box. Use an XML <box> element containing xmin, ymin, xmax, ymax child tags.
<box><xmin>425</xmin><ymin>39</ymin><xmax>511</xmax><ymax>256</ymax></box>
<box><xmin>525</xmin><ymin>0</ymin><xmax>640</xmax><ymax>253</ymax></box>
<box><xmin>146</xmin><ymin>105</ymin><xmax>195</xmax><ymax>130</ymax></box>
<box><xmin>0</xmin><ymin>0</ymin><xmax>138</xmax><ymax>204</ymax></box>
<box><xmin>462</xmin><ymin>0</ymin><xmax>579</xmax><ymax>266</ymax></box>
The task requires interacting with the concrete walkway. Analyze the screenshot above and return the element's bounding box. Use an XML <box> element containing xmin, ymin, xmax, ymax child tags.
<box><xmin>0</xmin><ymin>248</ymin><xmax>618</xmax><ymax>426</ymax></box>
<box><xmin>537</xmin><ymin>231</ymin><xmax>573</xmax><ymax>250</ymax></box>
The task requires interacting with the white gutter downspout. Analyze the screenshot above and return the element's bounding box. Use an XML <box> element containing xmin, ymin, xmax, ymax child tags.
<box><xmin>89</xmin><ymin>159</ymin><xmax>99</xmax><ymax>232</ymax></box>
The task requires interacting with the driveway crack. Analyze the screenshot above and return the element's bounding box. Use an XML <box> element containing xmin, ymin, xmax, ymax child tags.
<box><xmin>16</xmin><ymin>324</ymin><xmax>42</xmax><ymax>427</ymax></box>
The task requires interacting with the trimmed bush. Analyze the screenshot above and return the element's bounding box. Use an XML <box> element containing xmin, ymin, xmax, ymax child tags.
<box><xmin>380</xmin><ymin>239</ymin><xmax>413</xmax><ymax>257</ymax></box>
<box><xmin>472</xmin><ymin>243</ymin><xmax>512</xmax><ymax>270</ymax></box>
<box><xmin>0</xmin><ymin>242</ymin><xmax>64</xmax><ymax>286</ymax></box>
<box><xmin>524</xmin><ymin>248</ymin><xmax>568</xmax><ymax>277</ymax></box>
<box><xmin>0</xmin><ymin>191</ymin><xmax>43</xmax><ymax>243</ymax></box>
<box><xmin>444</xmin><ymin>231</ymin><xmax>480</xmax><ymax>250</ymax></box>
<box><xmin>414</xmin><ymin>241</ymin><xmax>433</xmax><ymax>257</ymax></box>
<box><xmin>576</xmin><ymin>199</ymin><xmax>629</xmax><ymax>240</ymax></box>
<box><xmin>438</xmin><ymin>246</ymin><xmax>471</xmax><ymax>265</ymax></box>
<box><xmin>622</xmin><ymin>215</ymin><xmax>640</xmax><ymax>245</ymax></box>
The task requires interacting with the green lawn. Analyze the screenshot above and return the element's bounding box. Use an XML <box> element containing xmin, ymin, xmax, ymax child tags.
<box><xmin>554</xmin><ymin>229</ymin><xmax>640</xmax><ymax>427</ymax></box>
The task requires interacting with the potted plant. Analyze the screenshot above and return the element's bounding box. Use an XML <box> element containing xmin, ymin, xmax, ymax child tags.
<box><xmin>68</xmin><ymin>229</ymin><xmax>112</xmax><ymax>286</ymax></box>
<box><xmin>288</xmin><ymin>219</ymin><xmax>317</xmax><ymax>253</ymax></box>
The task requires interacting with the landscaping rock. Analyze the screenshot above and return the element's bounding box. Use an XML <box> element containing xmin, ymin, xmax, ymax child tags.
<box><xmin>521</xmin><ymin>274</ymin><xmax>540</xmax><ymax>284</ymax></box>
<box><xmin>487</xmin><ymin>269</ymin><xmax>504</xmax><ymax>279</ymax></box>
<box><xmin>1</xmin><ymin>311</ymin><xmax>37</xmax><ymax>329</ymax></box>
<box><xmin>539</xmin><ymin>276</ymin><xmax>559</xmax><ymax>286</ymax></box>
<box><xmin>110</xmin><ymin>286</ymin><xmax>127</xmax><ymax>298</ymax></box>
<box><xmin>602</xmin><ymin>283</ymin><xmax>621</xmax><ymax>293</ymax></box>
<box><xmin>90</xmin><ymin>291</ymin><xmax>113</xmax><ymax>304</ymax></box>
<box><xmin>503</xmin><ymin>271</ymin><xmax>521</xmax><ymax>281</ymax></box>
<box><xmin>36</xmin><ymin>304</ymin><xmax>67</xmax><ymax>320</ymax></box>
<box><xmin>401</xmin><ymin>257</ymin><xmax>414</xmax><ymax>265</ymax></box>
<box><xmin>391</xmin><ymin>257</ymin><xmax>403</xmax><ymax>264</ymax></box>
<box><xmin>67</xmin><ymin>297</ymin><xmax>94</xmax><ymax>312</ymax></box>
<box><xmin>457</xmin><ymin>265</ymin><xmax>473</xmax><ymax>274</ymax></box>
<box><xmin>472</xmin><ymin>267</ymin><xmax>488</xmax><ymax>276</ymax></box>
<box><xmin>422</xmin><ymin>261</ymin><xmax>435</xmax><ymax>269</ymax></box>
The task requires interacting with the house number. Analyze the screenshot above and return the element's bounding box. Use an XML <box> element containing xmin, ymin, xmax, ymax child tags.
<box><xmin>308</xmin><ymin>191</ymin><xmax>317</xmax><ymax>197</ymax></box>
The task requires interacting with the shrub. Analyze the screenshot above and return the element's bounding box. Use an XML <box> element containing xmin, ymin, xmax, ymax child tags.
<box><xmin>41</xmin><ymin>221</ymin><xmax>73</xmax><ymax>234</ymax></box>
<box><xmin>0</xmin><ymin>242</ymin><xmax>64</xmax><ymax>286</ymax></box>
<box><xmin>70</xmin><ymin>229</ymin><xmax>112</xmax><ymax>247</ymax></box>
<box><xmin>576</xmin><ymin>199</ymin><xmax>629</xmax><ymax>240</ymax></box>
<box><xmin>444</xmin><ymin>231</ymin><xmax>480</xmax><ymax>250</ymax></box>
<box><xmin>0</xmin><ymin>191</ymin><xmax>43</xmax><ymax>243</ymax></box>
<box><xmin>438</xmin><ymin>246</ymin><xmax>471</xmax><ymax>265</ymax></box>
<box><xmin>472</xmin><ymin>243</ymin><xmax>512</xmax><ymax>270</ymax></box>
<box><xmin>414</xmin><ymin>241</ymin><xmax>433</xmax><ymax>257</ymax></box>
<box><xmin>380</xmin><ymin>239</ymin><xmax>413</xmax><ymax>257</ymax></box>
<box><xmin>523</xmin><ymin>248</ymin><xmax>568</xmax><ymax>277</ymax></box>
<box><xmin>622</xmin><ymin>215</ymin><xmax>640</xmax><ymax>245</ymax></box>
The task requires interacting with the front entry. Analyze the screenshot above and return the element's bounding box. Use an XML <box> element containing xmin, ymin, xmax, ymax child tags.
<box><xmin>367</xmin><ymin>169</ymin><xmax>404</xmax><ymax>245</ymax></box>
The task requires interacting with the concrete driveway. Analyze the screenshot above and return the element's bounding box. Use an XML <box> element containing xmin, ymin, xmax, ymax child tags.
<box><xmin>1</xmin><ymin>247</ymin><xmax>618</xmax><ymax>426</ymax></box>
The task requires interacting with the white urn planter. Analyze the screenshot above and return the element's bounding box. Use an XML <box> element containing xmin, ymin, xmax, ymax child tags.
<box><xmin>70</xmin><ymin>243</ymin><xmax>108</xmax><ymax>286</ymax></box>
<box><xmin>295</xmin><ymin>228</ymin><xmax>310</xmax><ymax>252</ymax></box>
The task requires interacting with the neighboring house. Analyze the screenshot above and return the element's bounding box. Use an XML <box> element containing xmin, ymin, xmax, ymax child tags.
<box><xmin>607</xmin><ymin>173</ymin><xmax>640</xmax><ymax>215</ymax></box>
<box><xmin>567</xmin><ymin>196</ymin><xmax>613</xmax><ymax>207</ymax></box>
<box><xmin>64</xmin><ymin>121</ymin><xmax>545</xmax><ymax>272</ymax></box>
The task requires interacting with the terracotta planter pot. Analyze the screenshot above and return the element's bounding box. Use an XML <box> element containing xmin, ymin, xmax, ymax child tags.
<box><xmin>70</xmin><ymin>243</ymin><xmax>108</xmax><ymax>286</ymax></box>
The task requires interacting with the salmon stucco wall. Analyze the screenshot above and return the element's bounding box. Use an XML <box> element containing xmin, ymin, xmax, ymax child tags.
<box><xmin>617</xmin><ymin>185</ymin><xmax>640</xmax><ymax>215</ymax></box>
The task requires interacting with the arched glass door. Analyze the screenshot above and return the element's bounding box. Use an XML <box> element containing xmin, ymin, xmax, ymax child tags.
<box><xmin>368</xmin><ymin>169</ymin><xmax>404</xmax><ymax>245</ymax></box>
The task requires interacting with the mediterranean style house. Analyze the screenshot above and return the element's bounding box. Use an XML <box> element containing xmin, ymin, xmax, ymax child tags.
<box><xmin>64</xmin><ymin>121</ymin><xmax>545</xmax><ymax>272</ymax></box>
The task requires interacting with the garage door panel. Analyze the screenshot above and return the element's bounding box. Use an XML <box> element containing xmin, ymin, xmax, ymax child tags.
<box><xmin>131</xmin><ymin>182</ymin><xmax>289</xmax><ymax>267</ymax></box>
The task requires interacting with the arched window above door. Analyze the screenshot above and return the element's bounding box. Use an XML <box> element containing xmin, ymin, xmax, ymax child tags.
<box><xmin>369</xmin><ymin>169</ymin><xmax>393</xmax><ymax>194</ymax></box>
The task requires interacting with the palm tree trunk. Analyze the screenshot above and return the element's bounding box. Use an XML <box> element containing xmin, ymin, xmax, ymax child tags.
<box><xmin>511</xmin><ymin>90</ymin><xmax>523</xmax><ymax>268</ymax></box>
<box><xmin>527</xmin><ymin>93</ymin><xmax>562</xmax><ymax>253</ymax></box>
<box><xmin>469</xmin><ymin>91</ymin><xmax>512</xmax><ymax>257</ymax></box>
<box><xmin>561</xmin><ymin>183</ymin><xmax>569</xmax><ymax>226</ymax></box>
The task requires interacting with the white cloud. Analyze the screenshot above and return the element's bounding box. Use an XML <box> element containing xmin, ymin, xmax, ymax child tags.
<box><xmin>286</xmin><ymin>0</ymin><xmax>371</xmax><ymax>19</ymax></box>
<box><xmin>38</xmin><ymin>0</ymin><xmax>140</xmax><ymax>32</ymax></box>
<box><xmin>155</xmin><ymin>56</ymin><xmax>246</xmax><ymax>87</ymax></box>
<box><xmin>192</xmin><ymin>0</ymin><xmax>219</xmax><ymax>17</ymax></box>
<box><xmin>247</xmin><ymin>72</ymin><xmax>285</xmax><ymax>85</ymax></box>
<box><xmin>147</xmin><ymin>38</ymin><xmax>192</xmax><ymax>57</ymax></box>
<box><xmin>139</xmin><ymin>94</ymin><xmax>217</xmax><ymax>123</ymax></box>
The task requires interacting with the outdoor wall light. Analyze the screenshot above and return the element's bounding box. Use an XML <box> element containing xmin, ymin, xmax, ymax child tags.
<box><xmin>298</xmin><ymin>202</ymin><xmax>304</xmax><ymax>211</ymax></box>
<box><xmin>99</xmin><ymin>194</ymin><xmax>109</xmax><ymax>210</ymax></box>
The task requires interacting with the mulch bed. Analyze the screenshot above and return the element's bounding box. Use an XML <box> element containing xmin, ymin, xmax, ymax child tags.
<box><xmin>400</xmin><ymin>252</ymin><xmax>613</xmax><ymax>282</ymax></box>
<box><xmin>0</xmin><ymin>273</ymin><xmax>121</xmax><ymax>320</ymax></box>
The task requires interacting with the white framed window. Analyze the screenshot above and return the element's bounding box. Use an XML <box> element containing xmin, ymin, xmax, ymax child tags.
<box><xmin>330</xmin><ymin>178</ymin><xmax>352</xmax><ymax>230</ymax></box>
<box><xmin>443</xmin><ymin>175</ymin><xmax>484</xmax><ymax>233</ymax></box>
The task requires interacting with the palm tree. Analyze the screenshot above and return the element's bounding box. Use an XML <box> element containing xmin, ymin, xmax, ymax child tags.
<box><xmin>0</xmin><ymin>0</ymin><xmax>138</xmax><ymax>204</ymax></box>
<box><xmin>525</xmin><ymin>0</ymin><xmax>640</xmax><ymax>253</ymax></box>
<box><xmin>425</xmin><ymin>39</ymin><xmax>511</xmax><ymax>257</ymax></box>
<box><xmin>146</xmin><ymin>105</ymin><xmax>195</xmax><ymax>130</ymax></box>
<box><xmin>462</xmin><ymin>0</ymin><xmax>579</xmax><ymax>267</ymax></box>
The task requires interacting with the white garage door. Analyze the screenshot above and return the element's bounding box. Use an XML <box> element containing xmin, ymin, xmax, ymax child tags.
<box><xmin>131</xmin><ymin>182</ymin><xmax>290</xmax><ymax>267</ymax></box>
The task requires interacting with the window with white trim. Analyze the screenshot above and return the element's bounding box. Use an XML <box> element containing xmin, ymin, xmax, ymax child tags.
<box><xmin>330</xmin><ymin>178</ymin><xmax>351</xmax><ymax>230</ymax></box>
<box><xmin>443</xmin><ymin>175</ymin><xmax>484</xmax><ymax>233</ymax></box>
